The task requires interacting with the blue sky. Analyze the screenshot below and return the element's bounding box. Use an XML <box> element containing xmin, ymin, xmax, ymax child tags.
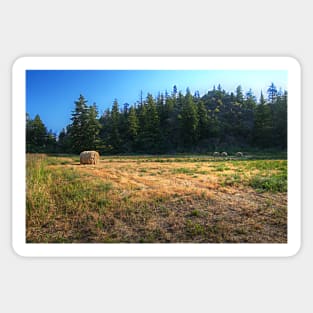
<box><xmin>26</xmin><ymin>70</ymin><xmax>288</xmax><ymax>135</ymax></box>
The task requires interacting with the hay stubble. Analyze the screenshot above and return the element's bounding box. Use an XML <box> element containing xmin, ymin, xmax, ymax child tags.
<box><xmin>26</xmin><ymin>154</ymin><xmax>287</xmax><ymax>243</ymax></box>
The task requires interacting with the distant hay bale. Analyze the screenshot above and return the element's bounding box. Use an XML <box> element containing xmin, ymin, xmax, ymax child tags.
<box><xmin>236</xmin><ymin>152</ymin><xmax>243</xmax><ymax>157</ymax></box>
<box><xmin>221</xmin><ymin>152</ymin><xmax>228</xmax><ymax>157</ymax></box>
<box><xmin>80</xmin><ymin>151</ymin><xmax>100</xmax><ymax>165</ymax></box>
<box><xmin>213</xmin><ymin>152</ymin><xmax>220</xmax><ymax>157</ymax></box>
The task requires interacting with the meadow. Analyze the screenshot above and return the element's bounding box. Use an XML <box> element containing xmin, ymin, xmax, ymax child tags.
<box><xmin>26</xmin><ymin>153</ymin><xmax>287</xmax><ymax>243</ymax></box>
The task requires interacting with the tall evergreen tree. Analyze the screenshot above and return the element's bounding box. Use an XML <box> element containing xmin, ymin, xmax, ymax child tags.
<box><xmin>241</xmin><ymin>89</ymin><xmax>257</xmax><ymax>142</ymax></box>
<box><xmin>28</xmin><ymin>84</ymin><xmax>287</xmax><ymax>155</ymax></box>
<box><xmin>69</xmin><ymin>94</ymin><xmax>101</xmax><ymax>153</ymax></box>
<box><xmin>180</xmin><ymin>89</ymin><xmax>199</xmax><ymax>149</ymax></box>
<box><xmin>172</xmin><ymin>85</ymin><xmax>178</xmax><ymax>98</ymax></box>
<box><xmin>253</xmin><ymin>91</ymin><xmax>273</xmax><ymax>147</ymax></box>
<box><xmin>236</xmin><ymin>85</ymin><xmax>244</xmax><ymax>104</ymax></box>
<box><xmin>58</xmin><ymin>127</ymin><xmax>72</xmax><ymax>153</ymax></box>
<box><xmin>267</xmin><ymin>82</ymin><xmax>278</xmax><ymax>104</ymax></box>
<box><xmin>197</xmin><ymin>100</ymin><xmax>210</xmax><ymax>141</ymax></box>
<box><xmin>108</xmin><ymin>99</ymin><xmax>122</xmax><ymax>152</ymax></box>
<box><xmin>139</xmin><ymin>94</ymin><xmax>160</xmax><ymax>153</ymax></box>
<box><xmin>272</xmin><ymin>90</ymin><xmax>287</xmax><ymax>148</ymax></box>
<box><xmin>69</xmin><ymin>94</ymin><xmax>89</xmax><ymax>153</ymax></box>
<box><xmin>127</xmin><ymin>106</ymin><xmax>139</xmax><ymax>150</ymax></box>
<box><xmin>99</xmin><ymin>108</ymin><xmax>113</xmax><ymax>153</ymax></box>
<box><xmin>85</xmin><ymin>103</ymin><xmax>101</xmax><ymax>149</ymax></box>
<box><xmin>26</xmin><ymin>114</ymin><xmax>51</xmax><ymax>152</ymax></box>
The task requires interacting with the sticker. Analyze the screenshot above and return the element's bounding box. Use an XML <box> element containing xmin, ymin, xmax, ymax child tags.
<box><xmin>12</xmin><ymin>57</ymin><xmax>301</xmax><ymax>257</ymax></box>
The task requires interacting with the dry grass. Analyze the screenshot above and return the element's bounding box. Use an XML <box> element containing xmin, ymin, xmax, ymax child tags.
<box><xmin>26</xmin><ymin>154</ymin><xmax>287</xmax><ymax>243</ymax></box>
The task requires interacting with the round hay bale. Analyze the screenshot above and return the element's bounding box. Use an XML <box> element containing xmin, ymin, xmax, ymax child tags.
<box><xmin>213</xmin><ymin>151</ymin><xmax>220</xmax><ymax>157</ymax></box>
<box><xmin>236</xmin><ymin>152</ymin><xmax>243</xmax><ymax>157</ymax></box>
<box><xmin>80</xmin><ymin>151</ymin><xmax>100</xmax><ymax>165</ymax></box>
<box><xmin>221</xmin><ymin>151</ymin><xmax>228</xmax><ymax>157</ymax></box>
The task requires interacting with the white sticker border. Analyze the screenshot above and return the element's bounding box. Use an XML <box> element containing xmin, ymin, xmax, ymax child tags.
<box><xmin>12</xmin><ymin>56</ymin><xmax>301</xmax><ymax>257</ymax></box>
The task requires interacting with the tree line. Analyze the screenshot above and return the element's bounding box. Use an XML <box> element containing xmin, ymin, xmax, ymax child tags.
<box><xmin>26</xmin><ymin>83</ymin><xmax>287</xmax><ymax>154</ymax></box>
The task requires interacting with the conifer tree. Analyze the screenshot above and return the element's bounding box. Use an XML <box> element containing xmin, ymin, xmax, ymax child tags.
<box><xmin>241</xmin><ymin>89</ymin><xmax>257</xmax><ymax>141</ymax></box>
<box><xmin>235</xmin><ymin>85</ymin><xmax>243</xmax><ymax>104</ymax></box>
<box><xmin>108</xmin><ymin>99</ymin><xmax>121</xmax><ymax>152</ymax></box>
<box><xmin>180</xmin><ymin>89</ymin><xmax>199</xmax><ymax>148</ymax></box>
<box><xmin>28</xmin><ymin>83</ymin><xmax>288</xmax><ymax>155</ymax></box>
<box><xmin>69</xmin><ymin>94</ymin><xmax>101</xmax><ymax>153</ymax></box>
<box><xmin>26</xmin><ymin>114</ymin><xmax>51</xmax><ymax>152</ymax></box>
<box><xmin>267</xmin><ymin>82</ymin><xmax>278</xmax><ymax>104</ymax></box>
<box><xmin>139</xmin><ymin>94</ymin><xmax>160</xmax><ymax>152</ymax></box>
<box><xmin>272</xmin><ymin>90</ymin><xmax>287</xmax><ymax>148</ymax></box>
<box><xmin>85</xmin><ymin>103</ymin><xmax>101</xmax><ymax>149</ymax></box>
<box><xmin>127</xmin><ymin>106</ymin><xmax>139</xmax><ymax>150</ymax></box>
<box><xmin>253</xmin><ymin>91</ymin><xmax>273</xmax><ymax>147</ymax></box>
<box><xmin>58</xmin><ymin>127</ymin><xmax>72</xmax><ymax>153</ymax></box>
<box><xmin>197</xmin><ymin>100</ymin><xmax>210</xmax><ymax>141</ymax></box>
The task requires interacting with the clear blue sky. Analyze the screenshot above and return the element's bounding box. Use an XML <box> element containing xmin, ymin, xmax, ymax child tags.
<box><xmin>26</xmin><ymin>70</ymin><xmax>288</xmax><ymax>135</ymax></box>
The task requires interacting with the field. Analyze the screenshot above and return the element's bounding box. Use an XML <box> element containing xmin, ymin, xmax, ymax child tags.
<box><xmin>26</xmin><ymin>153</ymin><xmax>287</xmax><ymax>243</ymax></box>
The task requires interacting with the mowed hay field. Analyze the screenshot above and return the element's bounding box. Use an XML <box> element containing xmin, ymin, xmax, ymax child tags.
<box><xmin>26</xmin><ymin>153</ymin><xmax>287</xmax><ymax>243</ymax></box>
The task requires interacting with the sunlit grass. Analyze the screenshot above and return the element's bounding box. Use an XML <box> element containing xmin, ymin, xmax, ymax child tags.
<box><xmin>26</xmin><ymin>153</ymin><xmax>287</xmax><ymax>243</ymax></box>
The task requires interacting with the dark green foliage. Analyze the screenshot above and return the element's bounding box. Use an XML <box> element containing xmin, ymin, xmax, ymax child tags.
<box><xmin>267</xmin><ymin>82</ymin><xmax>278</xmax><ymax>104</ymax></box>
<box><xmin>197</xmin><ymin>100</ymin><xmax>210</xmax><ymax>141</ymax></box>
<box><xmin>27</xmin><ymin>82</ymin><xmax>287</xmax><ymax>155</ymax></box>
<box><xmin>249</xmin><ymin>174</ymin><xmax>287</xmax><ymax>193</ymax></box>
<box><xmin>107</xmin><ymin>99</ymin><xmax>122</xmax><ymax>152</ymax></box>
<box><xmin>271</xmin><ymin>91</ymin><xmax>287</xmax><ymax>148</ymax></box>
<box><xmin>138</xmin><ymin>94</ymin><xmax>160</xmax><ymax>153</ymax></box>
<box><xmin>180</xmin><ymin>89</ymin><xmax>199</xmax><ymax>149</ymax></box>
<box><xmin>67</xmin><ymin>95</ymin><xmax>101</xmax><ymax>154</ymax></box>
<box><xmin>126</xmin><ymin>106</ymin><xmax>139</xmax><ymax>150</ymax></box>
<box><xmin>26</xmin><ymin>114</ymin><xmax>57</xmax><ymax>152</ymax></box>
<box><xmin>254</xmin><ymin>91</ymin><xmax>273</xmax><ymax>148</ymax></box>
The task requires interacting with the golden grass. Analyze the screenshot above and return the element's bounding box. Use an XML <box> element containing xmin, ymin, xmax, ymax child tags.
<box><xmin>26</xmin><ymin>154</ymin><xmax>287</xmax><ymax>243</ymax></box>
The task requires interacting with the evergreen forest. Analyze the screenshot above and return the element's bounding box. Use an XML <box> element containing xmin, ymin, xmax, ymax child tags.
<box><xmin>26</xmin><ymin>83</ymin><xmax>287</xmax><ymax>154</ymax></box>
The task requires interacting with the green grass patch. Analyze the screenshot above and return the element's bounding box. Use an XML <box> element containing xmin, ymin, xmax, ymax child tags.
<box><xmin>249</xmin><ymin>174</ymin><xmax>287</xmax><ymax>192</ymax></box>
<box><xmin>171</xmin><ymin>167</ymin><xmax>196</xmax><ymax>175</ymax></box>
<box><xmin>241</xmin><ymin>160</ymin><xmax>287</xmax><ymax>171</ymax></box>
<box><xmin>171</xmin><ymin>167</ymin><xmax>209</xmax><ymax>176</ymax></box>
<box><xmin>190</xmin><ymin>209</ymin><xmax>201</xmax><ymax>217</ymax></box>
<box><xmin>213</xmin><ymin>165</ymin><xmax>230</xmax><ymax>172</ymax></box>
<box><xmin>49</xmin><ymin>169</ymin><xmax>113</xmax><ymax>213</ymax></box>
<box><xmin>185</xmin><ymin>220</ymin><xmax>206</xmax><ymax>237</ymax></box>
<box><xmin>222</xmin><ymin>174</ymin><xmax>242</xmax><ymax>187</ymax></box>
<box><xmin>27</xmin><ymin>154</ymin><xmax>113</xmax><ymax>218</ymax></box>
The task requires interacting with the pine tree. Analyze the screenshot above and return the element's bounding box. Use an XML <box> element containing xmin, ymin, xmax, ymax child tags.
<box><xmin>160</xmin><ymin>96</ymin><xmax>176</xmax><ymax>152</ymax></box>
<box><xmin>85</xmin><ymin>103</ymin><xmax>101</xmax><ymax>149</ymax></box>
<box><xmin>38</xmin><ymin>83</ymin><xmax>288</xmax><ymax>155</ymax></box>
<box><xmin>236</xmin><ymin>85</ymin><xmax>244</xmax><ymax>104</ymax></box>
<box><xmin>241</xmin><ymin>89</ymin><xmax>257</xmax><ymax>142</ymax></box>
<box><xmin>98</xmin><ymin>109</ymin><xmax>113</xmax><ymax>153</ymax></box>
<box><xmin>127</xmin><ymin>106</ymin><xmax>139</xmax><ymax>150</ymax></box>
<box><xmin>69</xmin><ymin>94</ymin><xmax>101</xmax><ymax>153</ymax></box>
<box><xmin>172</xmin><ymin>85</ymin><xmax>178</xmax><ymax>98</ymax></box>
<box><xmin>267</xmin><ymin>82</ymin><xmax>277</xmax><ymax>104</ymax></box>
<box><xmin>197</xmin><ymin>100</ymin><xmax>210</xmax><ymax>141</ymax></box>
<box><xmin>272</xmin><ymin>90</ymin><xmax>287</xmax><ymax>148</ymax></box>
<box><xmin>109</xmin><ymin>99</ymin><xmax>121</xmax><ymax>152</ymax></box>
<box><xmin>46</xmin><ymin>129</ymin><xmax>57</xmax><ymax>152</ymax></box>
<box><xmin>26</xmin><ymin>114</ymin><xmax>50</xmax><ymax>152</ymax></box>
<box><xmin>69</xmin><ymin>94</ymin><xmax>88</xmax><ymax>153</ymax></box>
<box><xmin>140</xmin><ymin>94</ymin><xmax>160</xmax><ymax>153</ymax></box>
<box><xmin>180</xmin><ymin>89</ymin><xmax>199</xmax><ymax>149</ymax></box>
<box><xmin>253</xmin><ymin>91</ymin><xmax>273</xmax><ymax>147</ymax></box>
<box><xmin>58</xmin><ymin>127</ymin><xmax>72</xmax><ymax>153</ymax></box>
